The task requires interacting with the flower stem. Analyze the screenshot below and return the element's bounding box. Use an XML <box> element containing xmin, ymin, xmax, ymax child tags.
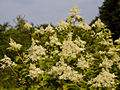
<box><xmin>9</xmin><ymin>66</ymin><xmax>27</xmax><ymax>83</ymax></box>
<box><xmin>16</xmin><ymin>50</ymin><xmax>24</xmax><ymax>64</ymax></box>
<box><xmin>61</xmin><ymin>79</ymin><xmax>63</xmax><ymax>90</ymax></box>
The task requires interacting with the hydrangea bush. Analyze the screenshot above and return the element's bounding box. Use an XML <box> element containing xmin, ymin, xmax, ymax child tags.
<box><xmin>0</xmin><ymin>5</ymin><xmax>120</xmax><ymax>89</ymax></box>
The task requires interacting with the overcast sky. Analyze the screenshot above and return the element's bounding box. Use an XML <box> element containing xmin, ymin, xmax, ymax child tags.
<box><xmin>0</xmin><ymin>0</ymin><xmax>104</xmax><ymax>26</ymax></box>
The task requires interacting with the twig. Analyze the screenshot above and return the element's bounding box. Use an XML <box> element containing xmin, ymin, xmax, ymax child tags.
<box><xmin>9</xmin><ymin>66</ymin><xmax>27</xmax><ymax>83</ymax></box>
<box><xmin>16</xmin><ymin>50</ymin><xmax>24</xmax><ymax>64</ymax></box>
<box><xmin>61</xmin><ymin>79</ymin><xmax>63</xmax><ymax>90</ymax></box>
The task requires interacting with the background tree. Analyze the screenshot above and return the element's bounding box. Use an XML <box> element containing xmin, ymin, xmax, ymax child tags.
<box><xmin>0</xmin><ymin>22</ymin><xmax>10</xmax><ymax>32</ymax></box>
<box><xmin>0</xmin><ymin>16</ymin><xmax>32</xmax><ymax>89</ymax></box>
<box><xmin>0</xmin><ymin>16</ymin><xmax>32</xmax><ymax>59</ymax></box>
<box><xmin>99</xmin><ymin>0</ymin><xmax>120</xmax><ymax>40</ymax></box>
<box><xmin>14</xmin><ymin>15</ymin><xmax>26</xmax><ymax>31</ymax></box>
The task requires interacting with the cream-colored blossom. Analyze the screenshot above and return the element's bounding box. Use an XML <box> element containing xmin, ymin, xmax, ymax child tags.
<box><xmin>48</xmin><ymin>58</ymin><xmax>67</xmax><ymax>76</ymax></box>
<box><xmin>98</xmin><ymin>50</ymin><xmax>114</xmax><ymax>55</ymax></box>
<box><xmin>88</xmin><ymin>68</ymin><xmax>116</xmax><ymax>87</ymax></box>
<box><xmin>59</xmin><ymin>33</ymin><xmax>85</xmax><ymax>59</ymax></box>
<box><xmin>98</xmin><ymin>47</ymin><xmax>119</xmax><ymax>55</ymax></box>
<box><xmin>115</xmin><ymin>38</ymin><xmax>120</xmax><ymax>44</ymax></box>
<box><xmin>7</xmin><ymin>38</ymin><xmax>22</xmax><ymax>51</ymax></box>
<box><xmin>112</xmin><ymin>53</ymin><xmax>120</xmax><ymax>62</ymax></box>
<box><xmin>74</xmin><ymin>36</ymin><xmax>86</xmax><ymax>48</ymax></box>
<box><xmin>51</xmin><ymin>50</ymin><xmax>59</xmax><ymax>55</ymax></box>
<box><xmin>24</xmin><ymin>22</ymin><xmax>32</xmax><ymax>29</ymax></box>
<box><xmin>76</xmin><ymin>22</ymin><xmax>84</xmax><ymax>28</ymax></box>
<box><xmin>69</xmin><ymin>4</ymin><xmax>80</xmax><ymax>16</ymax></box>
<box><xmin>76</xmin><ymin>19</ymin><xmax>91</xmax><ymax>30</ymax></box>
<box><xmin>49</xmin><ymin>58</ymin><xmax>83</xmax><ymax>82</ymax></box>
<box><xmin>109</xmin><ymin>47</ymin><xmax>120</xmax><ymax>52</ymax></box>
<box><xmin>77</xmin><ymin>56</ymin><xmax>89</xmax><ymax>69</ymax></box>
<box><xmin>27</xmin><ymin>38</ymin><xmax>46</xmax><ymax>61</ymax></box>
<box><xmin>45</xmin><ymin>24</ymin><xmax>54</xmax><ymax>33</ymax></box>
<box><xmin>0</xmin><ymin>55</ymin><xmax>16</xmax><ymax>68</ymax></box>
<box><xmin>59</xmin><ymin>39</ymin><xmax>85</xmax><ymax>59</ymax></box>
<box><xmin>117</xmin><ymin>63</ymin><xmax>120</xmax><ymax>69</ymax></box>
<box><xmin>35</xmin><ymin>27</ymin><xmax>45</xmax><ymax>34</ymax></box>
<box><xmin>85</xmin><ymin>53</ymin><xmax>95</xmax><ymax>64</ymax></box>
<box><xmin>92</xmin><ymin>18</ymin><xmax>105</xmax><ymax>28</ymax></box>
<box><xmin>56</xmin><ymin>19</ymin><xmax>69</xmax><ymax>31</ymax></box>
<box><xmin>99</xmin><ymin>56</ymin><xmax>113</xmax><ymax>69</ymax></box>
<box><xmin>98</xmin><ymin>51</ymin><xmax>106</xmax><ymax>54</ymax></box>
<box><xmin>49</xmin><ymin>33</ymin><xmax>61</xmax><ymax>45</ymax></box>
<box><xmin>45</xmin><ymin>42</ymin><xmax>49</xmax><ymax>45</ymax></box>
<box><xmin>83</xmin><ymin>19</ymin><xmax>91</xmax><ymax>30</ymax></box>
<box><xmin>76</xmin><ymin>15</ymin><xmax>81</xmax><ymax>20</ymax></box>
<box><xmin>68</xmin><ymin>32</ymin><xmax>73</xmax><ymax>41</ymax></box>
<box><xmin>29</xmin><ymin>63</ymin><xmax>44</xmax><ymax>79</ymax></box>
<box><xmin>0</xmin><ymin>64</ymin><xmax>6</xmax><ymax>69</ymax></box>
<box><xmin>59</xmin><ymin>67</ymin><xmax>83</xmax><ymax>82</ymax></box>
<box><xmin>96</xmin><ymin>31</ymin><xmax>105</xmax><ymax>38</ymax></box>
<box><xmin>99</xmin><ymin>39</ymin><xmax>113</xmax><ymax>46</ymax></box>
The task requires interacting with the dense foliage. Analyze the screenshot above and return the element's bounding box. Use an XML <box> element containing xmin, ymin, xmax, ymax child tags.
<box><xmin>99</xmin><ymin>0</ymin><xmax>120</xmax><ymax>40</ymax></box>
<box><xmin>0</xmin><ymin>5</ymin><xmax>120</xmax><ymax>89</ymax></box>
<box><xmin>0</xmin><ymin>16</ymin><xmax>33</xmax><ymax>89</ymax></box>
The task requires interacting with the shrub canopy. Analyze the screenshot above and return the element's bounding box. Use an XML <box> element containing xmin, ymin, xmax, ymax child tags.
<box><xmin>0</xmin><ymin>4</ymin><xmax>120</xmax><ymax>89</ymax></box>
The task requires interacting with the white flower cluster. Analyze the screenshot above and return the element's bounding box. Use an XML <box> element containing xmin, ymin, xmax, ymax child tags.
<box><xmin>59</xmin><ymin>33</ymin><xmax>85</xmax><ymax>59</ymax></box>
<box><xmin>117</xmin><ymin>63</ymin><xmax>120</xmax><ymax>69</ymax></box>
<box><xmin>49</xmin><ymin>58</ymin><xmax>83</xmax><ymax>82</ymax></box>
<box><xmin>35</xmin><ymin>24</ymin><xmax>54</xmax><ymax>34</ymax></box>
<box><xmin>68</xmin><ymin>32</ymin><xmax>73</xmax><ymax>40</ymax></box>
<box><xmin>99</xmin><ymin>50</ymin><xmax>115</xmax><ymax>55</ymax></box>
<box><xmin>76</xmin><ymin>15</ymin><xmax>81</xmax><ymax>20</ymax></box>
<box><xmin>99</xmin><ymin>56</ymin><xmax>113</xmax><ymax>69</ymax></box>
<box><xmin>96</xmin><ymin>31</ymin><xmax>105</xmax><ymax>38</ymax></box>
<box><xmin>112</xmin><ymin>54</ymin><xmax>120</xmax><ymax>69</ymax></box>
<box><xmin>49</xmin><ymin>33</ymin><xmax>61</xmax><ymax>46</ymax></box>
<box><xmin>113</xmin><ymin>53</ymin><xmax>120</xmax><ymax>62</ymax></box>
<box><xmin>76</xmin><ymin>19</ymin><xmax>91</xmax><ymax>30</ymax></box>
<box><xmin>59</xmin><ymin>68</ymin><xmax>83</xmax><ymax>83</ymax></box>
<box><xmin>45</xmin><ymin>24</ymin><xmax>55</xmax><ymax>33</ymax></box>
<box><xmin>99</xmin><ymin>38</ymin><xmax>113</xmax><ymax>46</ymax></box>
<box><xmin>115</xmin><ymin>38</ymin><xmax>120</xmax><ymax>44</ymax></box>
<box><xmin>34</xmin><ymin>27</ymin><xmax>44</xmax><ymax>34</ymax></box>
<box><xmin>7</xmin><ymin>38</ymin><xmax>22</xmax><ymax>51</ymax></box>
<box><xmin>92</xmin><ymin>18</ymin><xmax>105</xmax><ymax>28</ymax></box>
<box><xmin>110</xmin><ymin>47</ymin><xmax>120</xmax><ymax>52</ymax></box>
<box><xmin>50</xmin><ymin>50</ymin><xmax>59</xmax><ymax>55</ymax></box>
<box><xmin>27</xmin><ymin>38</ymin><xmax>46</xmax><ymax>61</ymax></box>
<box><xmin>29</xmin><ymin>63</ymin><xmax>44</xmax><ymax>79</ymax></box>
<box><xmin>74</xmin><ymin>36</ymin><xmax>86</xmax><ymax>48</ymax></box>
<box><xmin>77</xmin><ymin>56</ymin><xmax>89</xmax><ymax>69</ymax></box>
<box><xmin>56</xmin><ymin>19</ymin><xmax>69</xmax><ymax>31</ymax></box>
<box><xmin>24</xmin><ymin>22</ymin><xmax>32</xmax><ymax>29</ymax></box>
<box><xmin>85</xmin><ymin>53</ymin><xmax>95</xmax><ymax>62</ymax></box>
<box><xmin>0</xmin><ymin>55</ymin><xmax>16</xmax><ymax>69</ymax></box>
<box><xmin>59</xmin><ymin>39</ymin><xmax>85</xmax><ymax>59</ymax></box>
<box><xmin>88</xmin><ymin>68</ymin><xmax>116</xmax><ymax>87</ymax></box>
<box><xmin>98</xmin><ymin>47</ymin><xmax>119</xmax><ymax>55</ymax></box>
<box><xmin>69</xmin><ymin>4</ymin><xmax>80</xmax><ymax>16</ymax></box>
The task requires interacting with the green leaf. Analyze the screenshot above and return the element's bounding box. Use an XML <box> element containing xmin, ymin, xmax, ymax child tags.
<box><xmin>3</xmin><ymin>75</ymin><xmax>10</xmax><ymax>81</ymax></box>
<box><xmin>15</xmin><ymin>56</ymin><xmax>20</xmax><ymax>62</ymax></box>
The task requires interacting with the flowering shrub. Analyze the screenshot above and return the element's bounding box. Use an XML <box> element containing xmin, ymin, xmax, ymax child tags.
<box><xmin>0</xmin><ymin>4</ymin><xmax>120</xmax><ymax>89</ymax></box>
